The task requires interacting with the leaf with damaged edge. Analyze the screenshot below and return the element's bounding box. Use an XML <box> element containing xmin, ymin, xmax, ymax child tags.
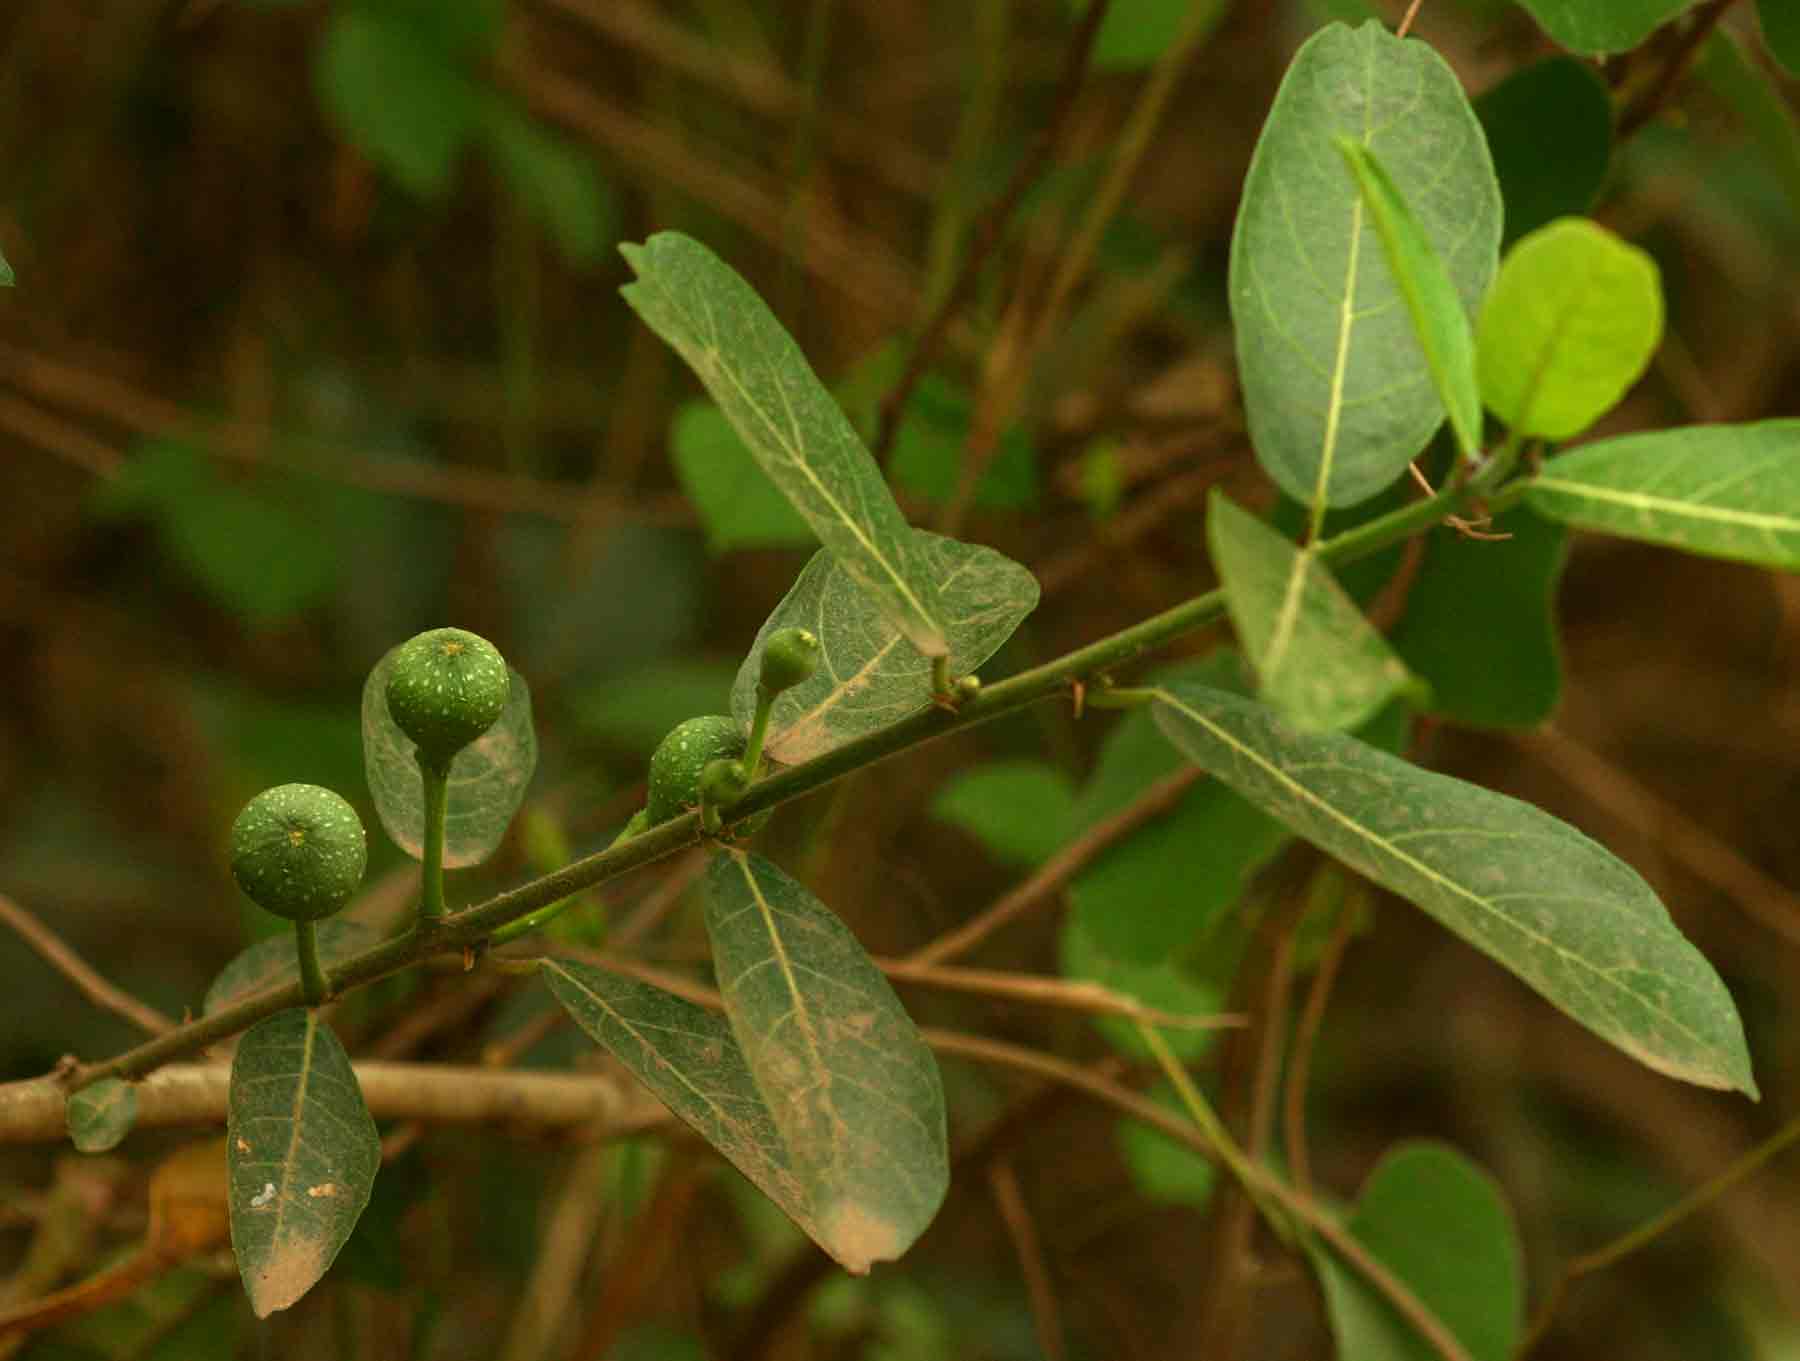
<box><xmin>227</xmin><ymin>1008</ymin><xmax>379</xmax><ymax>1317</ymax></box>
<box><xmin>1150</xmin><ymin>682</ymin><xmax>1757</xmax><ymax>1096</ymax></box>
<box><xmin>733</xmin><ymin>531</ymin><xmax>1039</xmax><ymax>764</ymax></box>
<box><xmin>621</xmin><ymin>232</ymin><xmax>949</xmax><ymax>655</ymax></box>
<box><xmin>705</xmin><ymin>850</ymin><xmax>948</xmax><ymax>1273</ymax></box>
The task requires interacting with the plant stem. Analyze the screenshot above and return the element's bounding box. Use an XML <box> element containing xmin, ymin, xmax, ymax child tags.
<box><xmin>931</xmin><ymin>654</ymin><xmax>952</xmax><ymax>700</ymax></box>
<box><xmin>418</xmin><ymin>754</ymin><xmax>451</xmax><ymax>923</ymax></box>
<box><xmin>294</xmin><ymin>920</ymin><xmax>328</xmax><ymax>1008</ymax></box>
<box><xmin>744</xmin><ymin>688</ymin><xmax>776</xmax><ymax>775</ymax></box>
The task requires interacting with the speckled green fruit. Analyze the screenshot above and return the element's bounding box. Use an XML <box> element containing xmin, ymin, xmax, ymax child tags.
<box><xmin>230</xmin><ymin>784</ymin><xmax>368</xmax><ymax>922</ymax></box>
<box><xmin>758</xmin><ymin>627</ymin><xmax>821</xmax><ymax>696</ymax></box>
<box><xmin>384</xmin><ymin>628</ymin><xmax>510</xmax><ymax>768</ymax></box>
<box><xmin>646</xmin><ymin>715</ymin><xmax>747</xmax><ymax>824</ymax></box>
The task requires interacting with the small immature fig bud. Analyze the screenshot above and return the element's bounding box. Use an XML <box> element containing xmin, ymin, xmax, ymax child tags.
<box><xmin>647</xmin><ymin>715</ymin><xmax>748</xmax><ymax>825</ymax></box>
<box><xmin>230</xmin><ymin>784</ymin><xmax>368</xmax><ymax>922</ymax></box>
<box><xmin>700</xmin><ymin>757</ymin><xmax>752</xmax><ymax>807</ymax></box>
<box><xmin>385</xmin><ymin>627</ymin><xmax>509</xmax><ymax>769</ymax></box>
<box><xmin>758</xmin><ymin>627</ymin><xmax>821</xmax><ymax>697</ymax></box>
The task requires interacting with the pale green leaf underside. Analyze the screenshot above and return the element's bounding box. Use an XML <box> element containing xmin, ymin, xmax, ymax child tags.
<box><xmin>1527</xmin><ymin>421</ymin><xmax>1800</xmax><ymax>571</ymax></box>
<box><xmin>733</xmin><ymin>531</ymin><xmax>1039</xmax><ymax>764</ymax></box>
<box><xmin>1207</xmin><ymin>490</ymin><xmax>1413</xmax><ymax>732</ymax></box>
<box><xmin>706</xmin><ymin>850</ymin><xmax>948</xmax><ymax>1273</ymax></box>
<box><xmin>1229</xmin><ymin>20</ymin><xmax>1501</xmax><ymax>509</ymax></box>
<box><xmin>67</xmin><ymin>1078</ymin><xmax>138</xmax><ymax>1153</ymax></box>
<box><xmin>1314</xmin><ymin>1141</ymin><xmax>1522</xmax><ymax>1361</ymax></box>
<box><xmin>1150</xmin><ymin>683</ymin><xmax>1756</xmax><ymax>1096</ymax></box>
<box><xmin>227</xmin><ymin>1008</ymin><xmax>379</xmax><ymax>1317</ymax></box>
<box><xmin>363</xmin><ymin>647</ymin><xmax>537</xmax><ymax>867</ymax></box>
<box><xmin>621</xmin><ymin>232</ymin><xmax>948</xmax><ymax>655</ymax></box>
<box><xmin>1477</xmin><ymin>217</ymin><xmax>1663</xmax><ymax>440</ymax></box>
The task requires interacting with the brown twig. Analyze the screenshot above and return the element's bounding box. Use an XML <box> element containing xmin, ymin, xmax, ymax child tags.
<box><xmin>877</xmin><ymin>956</ymin><xmax>1243</xmax><ymax>1030</ymax></box>
<box><xmin>906</xmin><ymin>765</ymin><xmax>1203</xmax><ymax>965</ymax></box>
<box><xmin>1283</xmin><ymin>896</ymin><xmax>1359</xmax><ymax>1198</ymax></box>
<box><xmin>0</xmin><ymin>392</ymin><xmax>123</xmax><ymax>478</ymax></box>
<box><xmin>0</xmin><ymin>893</ymin><xmax>174</xmax><ymax>1036</ymax></box>
<box><xmin>989</xmin><ymin>1161</ymin><xmax>1065</xmax><ymax>1361</ymax></box>
<box><xmin>871</xmin><ymin>0</ymin><xmax>1113</xmax><ymax>464</ymax></box>
<box><xmin>1395</xmin><ymin>0</ymin><xmax>1426</xmax><ymax>39</ymax></box>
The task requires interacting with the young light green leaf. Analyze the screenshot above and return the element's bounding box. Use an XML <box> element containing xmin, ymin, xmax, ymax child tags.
<box><xmin>1477</xmin><ymin>218</ymin><xmax>1663</xmax><ymax>440</ymax></box>
<box><xmin>620</xmin><ymin>232</ymin><xmax>949</xmax><ymax>656</ymax></box>
<box><xmin>1208</xmin><ymin>491</ymin><xmax>1416</xmax><ymax>732</ymax></box>
<box><xmin>1475</xmin><ymin>58</ymin><xmax>1612</xmax><ymax>247</ymax></box>
<box><xmin>541</xmin><ymin>960</ymin><xmax>820</xmax><ymax>1244</ymax></box>
<box><xmin>1762</xmin><ymin>0</ymin><xmax>1800</xmax><ymax>77</ymax></box>
<box><xmin>1335</xmin><ymin>138</ymin><xmax>1483</xmax><ymax>462</ymax></box>
<box><xmin>227</xmin><ymin>1008</ymin><xmax>379</xmax><ymax>1317</ymax></box>
<box><xmin>1229</xmin><ymin>21</ymin><xmax>1501</xmax><ymax>509</ymax></box>
<box><xmin>1313</xmin><ymin>1142</ymin><xmax>1522</xmax><ymax>1361</ymax></box>
<box><xmin>67</xmin><ymin>1078</ymin><xmax>138</xmax><ymax>1153</ymax></box>
<box><xmin>204</xmin><ymin>921</ymin><xmax>380</xmax><ymax>1015</ymax></box>
<box><xmin>930</xmin><ymin>760</ymin><xmax>1079</xmax><ymax>868</ymax></box>
<box><xmin>732</xmin><ymin>532</ymin><xmax>1039</xmax><ymax>764</ymax></box>
<box><xmin>1527</xmin><ymin>421</ymin><xmax>1800</xmax><ymax>571</ymax></box>
<box><xmin>670</xmin><ymin>401</ymin><xmax>814</xmax><ymax>553</ymax></box>
<box><xmin>1514</xmin><ymin>0</ymin><xmax>1699</xmax><ymax>55</ymax></box>
<box><xmin>1150</xmin><ymin>682</ymin><xmax>1757</xmax><ymax>1096</ymax></box>
<box><xmin>363</xmin><ymin>646</ymin><xmax>537</xmax><ymax>867</ymax></box>
<box><xmin>705</xmin><ymin>850</ymin><xmax>948</xmax><ymax>1274</ymax></box>
<box><xmin>1117</xmin><ymin>1083</ymin><xmax>1218</xmax><ymax>1209</ymax></box>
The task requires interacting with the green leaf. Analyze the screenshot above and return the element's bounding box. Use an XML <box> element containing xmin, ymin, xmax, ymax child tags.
<box><xmin>732</xmin><ymin>532</ymin><xmax>1039</xmax><ymax>764</ymax></box>
<box><xmin>930</xmin><ymin>760</ymin><xmax>1078</xmax><ymax>867</ymax></box>
<box><xmin>1070</xmin><ymin>654</ymin><xmax>1290</xmax><ymax>964</ymax></box>
<box><xmin>1151</xmin><ymin>682</ymin><xmax>1757</xmax><ymax>1096</ymax></box>
<box><xmin>363</xmin><ymin>645</ymin><xmax>537</xmax><ymax>867</ymax></box>
<box><xmin>1527</xmin><ymin>421</ymin><xmax>1800</xmax><ymax>571</ymax></box>
<box><xmin>1475</xmin><ymin>58</ymin><xmax>1613</xmax><ymax>247</ymax></box>
<box><xmin>1313</xmin><ymin>1142</ymin><xmax>1522</xmax><ymax>1361</ymax></box>
<box><xmin>315</xmin><ymin>11</ymin><xmax>478</xmax><ymax>196</ymax></box>
<box><xmin>888</xmin><ymin>376</ymin><xmax>1038</xmax><ymax>512</ymax></box>
<box><xmin>620</xmin><ymin>232</ymin><xmax>949</xmax><ymax>655</ymax></box>
<box><xmin>203</xmin><ymin>921</ymin><xmax>380</xmax><ymax>1015</ymax></box>
<box><xmin>670</xmin><ymin>401</ymin><xmax>815</xmax><ymax>553</ymax></box>
<box><xmin>1391</xmin><ymin>507</ymin><xmax>1568</xmax><ymax>729</ymax></box>
<box><xmin>1476</xmin><ymin>218</ymin><xmax>1663</xmax><ymax>440</ymax></box>
<box><xmin>1208</xmin><ymin>491</ymin><xmax>1416</xmax><ymax>732</ymax></box>
<box><xmin>1229</xmin><ymin>20</ymin><xmax>1501</xmax><ymax>509</ymax></box>
<box><xmin>1059</xmin><ymin>917</ymin><xmax>1225</xmax><ymax>1061</ymax></box>
<box><xmin>1762</xmin><ymin>0</ymin><xmax>1800</xmax><ymax>77</ymax></box>
<box><xmin>567</xmin><ymin>657</ymin><xmax>741</xmax><ymax>751</ymax></box>
<box><xmin>1117</xmin><ymin>1083</ymin><xmax>1218</xmax><ymax>1208</ymax></box>
<box><xmin>1334</xmin><ymin>139</ymin><xmax>1484</xmax><ymax>462</ymax></box>
<box><xmin>1514</xmin><ymin>0</ymin><xmax>1699</xmax><ymax>55</ymax></box>
<box><xmin>68</xmin><ymin>1078</ymin><xmax>138</xmax><ymax>1153</ymax></box>
<box><xmin>227</xmin><ymin>1008</ymin><xmax>379</xmax><ymax>1317</ymax></box>
<box><xmin>703</xmin><ymin>850</ymin><xmax>948</xmax><ymax>1273</ymax></box>
<box><xmin>1070</xmin><ymin>0</ymin><xmax>1229</xmax><ymax>69</ymax></box>
<box><xmin>478</xmin><ymin>100</ymin><xmax>613</xmax><ymax>266</ymax></box>
<box><xmin>1696</xmin><ymin>29</ymin><xmax>1800</xmax><ymax>218</ymax></box>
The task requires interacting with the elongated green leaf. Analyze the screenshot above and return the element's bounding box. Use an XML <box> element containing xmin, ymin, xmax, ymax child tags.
<box><xmin>1229</xmin><ymin>21</ymin><xmax>1501</xmax><ymax>509</ymax></box>
<box><xmin>1208</xmin><ymin>491</ymin><xmax>1415</xmax><ymax>732</ymax></box>
<box><xmin>1527</xmin><ymin>421</ymin><xmax>1800</xmax><ymax>571</ymax></box>
<box><xmin>930</xmin><ymin>760</ymin><xmax>1079</xmax><ymax>868</ymax></box>
<box><xmin>1475</xmin><ymin>58</ymin><xmax>1612</xmax><ymax>247</ymax></box>
<box><xmin>1313</xmin><ymin>1142</ymin><xmax>1522</xmax><ymax>1361</ymax></box>
<box><xmin>1763</xmin><ymin>0</ymin><xmax>1800</xmax><ymax>77</ymax></box>
<box><xmin>620</xmin><ymin>233</ymin><xmax>949</xmax><ymax>655</ymax></box>
<box><xmin>540</xmin><ymin>960</ymin><xmax>818</xmax><ymax>1241</ymax></box>
<box><xmin>227</xmin><ymin>1009</ymin><xmax>379</xmax><ymax>1317</ymax></box>
<box><xmin>363</xmin><ymin>647</ymin><xmax>537</xmax><ymax>867</ymax></box>
<box><xmin>1477</xmin><ymin>219</ymin><xmax>1663</xmax><ymax>440</ymax></box>
<box><xmin>1150</xmin><ymin>682</ymin><xmax>1757</xmax><ymax>1095</ymax></box>
<box><xmin>204</xmin><ymin>921</ymin><xmax>379</xmax><ymax>1015</ymax></box>
<box><xmin>706</xmin><ymin>850</ymin><xmax>948</xmax><ymax>1273</ymax></box>
<box><xmin>1515</xmin><ymin>0</ymin><xmax>1698</xmax><ymax>55</ymax></box>
<box><xmin>67</xmin><ymin>1079</ymin><xmax>138</xmax><ymax>1153</ymax></box>
<box><xmin>316</xmin><ymin>11</ymin><xmax>477</xmax><ymax>196</ymax></box>
<box><xmin>733</xmin><ymin>532</ymin><xmax>1039</xmax><ymax>764</ymax></box>
<box><xmin>1335</xmin><ymin>139</ymin><xmax>1483</xmax><ymax>462</ymax></box>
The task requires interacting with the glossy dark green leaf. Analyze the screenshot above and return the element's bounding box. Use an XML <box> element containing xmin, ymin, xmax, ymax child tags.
<box><xmin>671</xmin><ymin>401</ymin><xmax>814</xmax><ymax>553</ymax></box>
<box><xmin>704</xmin><ymin>850</ymin><xmax>948</xmax><ymax>1272</ymax></box>
<box><xmin>1527</xmin><ymin>421</ymin><xmax>1800</xmax><ymax>571</ymax></box>
<box><xmin>1152</xmin><ymin>683</ymin><xmax>1757</xmax><ymax>1095</ymax></box>
<box><xmin>67</xmin><ymin>1078</ymin><xmax>138</xmax><ymax>1153</ymax></box>
<box><xmin>1475</xmin><ymin>58</ymin><xmax>1612</xmax><ymax>247</ymax></box>
<box><xmin>1514</xmin><ymin>0</ymin><xmax>1698</xmax><ymax>54</ymax></box>
<box><xmin>887</xmin><ymin>376</ymin><xmax>1038</xmax><ymax>512</ymax></box>
<box><xmin>1230</xmin><ymin>21</ymin><xmax>1501</xmax><ymax>509</ymax></box>
<box><xmin>1313</xmin><ymin>1142</ymin><xmax>1522</xmax><ymax>1361</ymax></box>
<box><xmin>227</xmin><ymin>1009</ymin><xmax>379</xmax><ymax>1317</ymax></box>
<box><xmin>363</xmin><ymin>645</ymin><xmax>537</xmax><ymax>867</ymax></box>
<box><xmin>1762</xmin><ymin>0</ymin><xmax>1800</xmax><ymax>76</ymax></box>
<box><xmin>204</xmin><ymin>921</ymin><xmax>380</xmax><ymax>1015</ymax></box>
<box><xmin>930</xmin><ymin>760</ymin><xmax>1079</xmax><ymax>867</ymax></box>
<box><xmin>1392</xmin><ymin>507</ymin><xmax>1568</xmax><ymax>729</ymax></box>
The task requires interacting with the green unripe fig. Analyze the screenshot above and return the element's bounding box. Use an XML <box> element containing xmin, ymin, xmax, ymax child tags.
<box><xmin>384</xmin><ymin>627</ymin><xmax>510</xmax><ymax>770</ymax></box>
<box><xmin>758</xmin><ymin>627</ymin><xmax>821</xmax><ymax>696</ymax></box>
<box><xmin>230</xmin><ymin>784</ymin><xmax>368</xmax><ymax>922</ymax></box>
<box><xmin>698</xmin><ymin>757</ymin><xmax>753</xmax><ymax>831</ymax></box>
<box><xmin>646</xmin><ymin>715</ymin><xmax>746</xmax><ymax>824</ymax></box>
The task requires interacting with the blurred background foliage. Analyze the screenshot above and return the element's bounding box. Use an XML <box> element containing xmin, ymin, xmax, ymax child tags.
<box><xmin>2</xmin><ymin>0</ymin><xmax>1800</xmax><ymax>1358</ymax></box>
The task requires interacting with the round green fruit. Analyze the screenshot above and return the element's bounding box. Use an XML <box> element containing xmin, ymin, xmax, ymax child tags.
<box><xmin>385</xmin><ymin>627</ymin><xmax>509</xmax><ymax>769</ymax></box>
<box><xmin>646</xmin><ymin>715</ymin><xmax>747</xmax><ymax>824</ymax></box>
<box><xmin>230</xmin><ymin>783</ymin><xmax>368</xmax><ymax>922</ymax></box>
<box><xmin>758</xmin><ymin>627</ymin><xmax>821</xmax><ymax>696</ymax></box>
